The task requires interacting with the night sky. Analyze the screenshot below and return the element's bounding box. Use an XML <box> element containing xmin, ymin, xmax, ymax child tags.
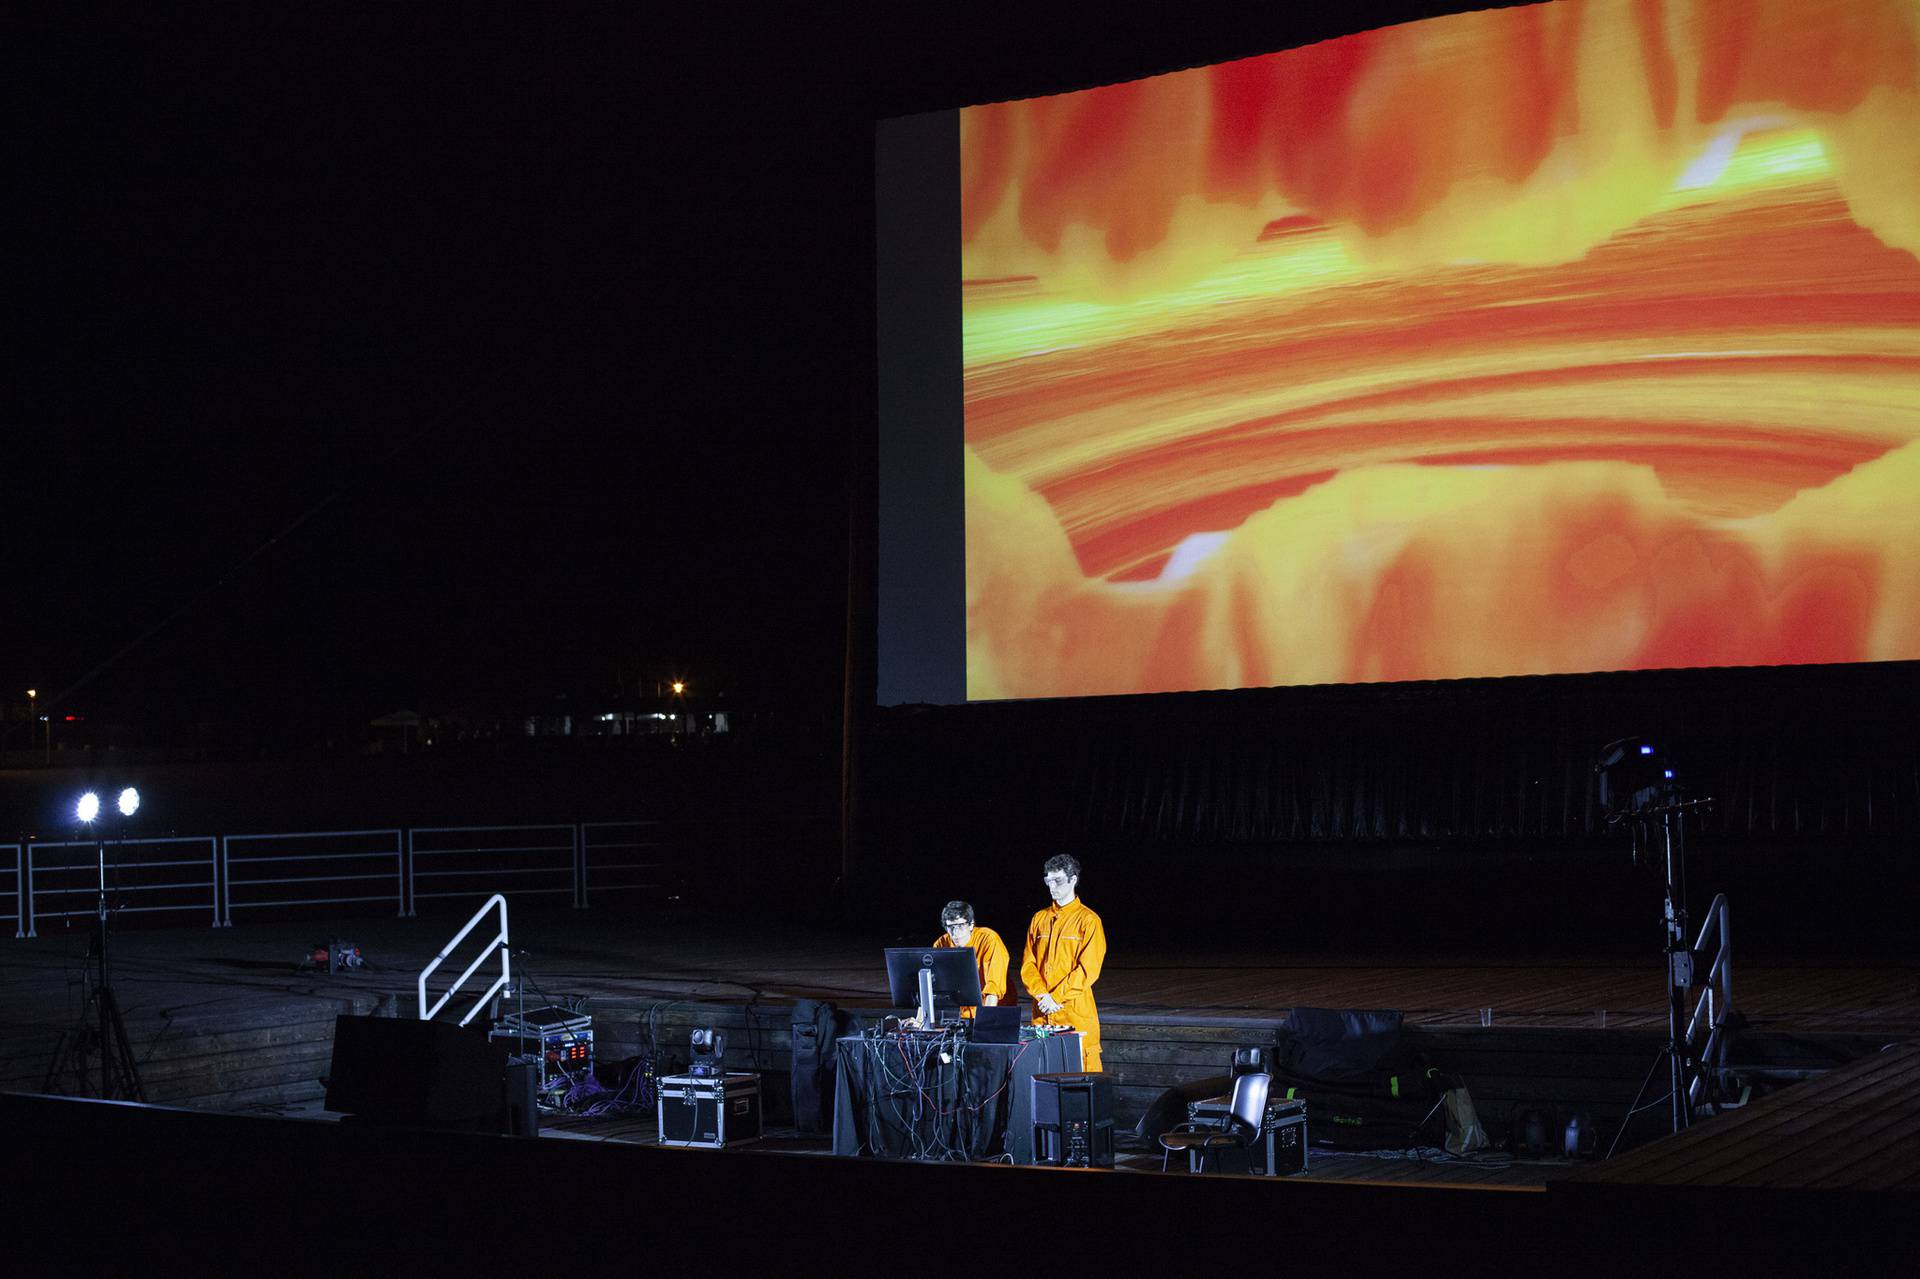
<box><xmin>7</xmin><ymin>3</ymin><xmax>1464</xmax><ymax>743</ymax></box>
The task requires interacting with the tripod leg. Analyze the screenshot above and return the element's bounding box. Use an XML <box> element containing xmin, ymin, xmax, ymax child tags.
<box><xmin>100</xmin><ymin>985</ymin><xmax>146</xmax><ymax>1102</ymax></box>
<box><xmin>42</xmin><ymin>1027</ymin><xmax>78</xmax><ymax>1094</ymax></box>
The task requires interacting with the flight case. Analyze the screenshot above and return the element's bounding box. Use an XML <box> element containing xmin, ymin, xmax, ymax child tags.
<box><xmin>1185</xmin><ymin>1094</ymin><xmax>1308</xmax><ymax>1175</ymax></box>
<box><xmin>657</xmin><ymin>1071</ymin><xmax>763</xmax><ymax>1148</ymax></box>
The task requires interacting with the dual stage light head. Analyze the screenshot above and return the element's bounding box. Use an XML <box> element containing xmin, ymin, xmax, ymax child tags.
<box><xmin>75</xmin><ymin>788</ymin><xmax>140</xmax><ymax>824</ymax></box>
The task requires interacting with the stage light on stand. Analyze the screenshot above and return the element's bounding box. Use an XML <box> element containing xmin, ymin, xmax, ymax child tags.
<box><xmin>50</xmin><ymin>786</ymin><xmax>147</xmax><ymax>1101</ymax></box>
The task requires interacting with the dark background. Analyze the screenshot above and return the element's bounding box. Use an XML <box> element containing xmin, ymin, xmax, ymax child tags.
<box><xmin>9</xmin><ymin>2</ymin><xmax>1497</xmax><ymax>742</ymax></box>
<box><xmin>8</xmin><ymin>3</ymin><xmax>1916</xmax><ymax>952</ymax></box>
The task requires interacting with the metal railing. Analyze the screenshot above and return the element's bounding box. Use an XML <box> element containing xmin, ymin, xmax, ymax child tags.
<box><xmin>418</xmin><ymin>892</ymin><xmax>510</xmax><ymax>1027</ymax></box>
<box><xmin>406</xmin><ymin>824</ymin><xmax>580</xmax><ymax>915</ymax></box>
<box><xmin>222</xmin><ymin>829</ymin><xmax>405</xmax><ymax>925</ymax></box>
<box><xmin>1686</xmin><ymin>893</ymin><xmax>1734</xmax><ymax>1108</ymax></box>
<box><xmin>3</xmin><ymin>844</ymin><xmax>20</xmax><ymax>939</ymax></box>
<box><xmin>9</xmin><ymin>814</ymin><xmax>822</xmax><ymax>936</ymax></box>
<box><xmin>25</xmin><ymin>837</ymin><xmax>220</xmax><ymax>936</ymax></box>
<box><xmin>579</xmin><ymin>819</ymin><xmax>678</xmax><ymax>906</ymax></box>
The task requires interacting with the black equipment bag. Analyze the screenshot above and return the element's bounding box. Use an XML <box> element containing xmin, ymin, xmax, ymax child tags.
<box><xmin>1271</xmin><ymin>1007</ymin><xmax>1440</xmax><ymax>1150</ymax></box>
<box><xmin>790</xmin><ymin>998</ymin><xmax>841</xmax><ymax>1135</ymax></box>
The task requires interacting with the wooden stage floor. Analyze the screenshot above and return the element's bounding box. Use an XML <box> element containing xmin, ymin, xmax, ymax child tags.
<box><xmin>8</xmin><ymin>902</ymin><xmax>1916</xmax><ymax>1036</ymax></box>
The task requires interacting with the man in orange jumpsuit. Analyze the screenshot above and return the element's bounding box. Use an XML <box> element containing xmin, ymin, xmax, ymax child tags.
<box><xmin>1021</xmin><ymin>855</ymin><xmax>1107</xmax><ymax>1071</ymax></box>
<box><xmin>931</xmin><ymin>900</ymin><xmax>1008</xmax><ymax>1016</ymax></box>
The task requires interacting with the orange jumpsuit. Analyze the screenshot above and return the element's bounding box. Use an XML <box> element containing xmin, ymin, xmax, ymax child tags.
<box><xmin>933</xmin><ymin>925</ymin><xmax>1009</xmax><ymax>1016</ymax></box>
<box><xmin>1020</xmin><ymin>898</ymin><xmax>1107</xmax><ymax>1071</ymax></box>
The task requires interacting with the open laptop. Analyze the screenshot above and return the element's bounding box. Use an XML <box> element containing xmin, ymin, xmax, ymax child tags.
<box><xmin>971</xmin><ymin>1004</ymin><xmax>1022</xmax><ymax>1045</ymax></box>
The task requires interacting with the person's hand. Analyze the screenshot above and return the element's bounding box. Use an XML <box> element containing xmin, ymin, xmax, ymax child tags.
<box><xmin>982</xmin><ymin>994</ymin><xmax>998</xmax><ymax>1006</ymax></box>
<box><xmin>1036</xmin><ymin>993</ymin><xmax>1062</xmax><ymax>1015</ymax></box>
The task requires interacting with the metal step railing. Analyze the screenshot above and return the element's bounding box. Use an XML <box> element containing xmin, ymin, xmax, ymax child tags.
<box><xmin>1685</xmin><ymin>893</ymin><xmax>1733</xmax><ymax>1109</ymax></box>
<box><xmin>418</xmin><ymin>892</ymin><xmax>511</xmax><ymax>1027</ymax></box>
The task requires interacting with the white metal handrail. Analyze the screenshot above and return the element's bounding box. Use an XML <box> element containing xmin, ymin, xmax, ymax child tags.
<box><xmin>222</xmin><ymin>829</ymin><xmax>404</xmax><ymax>926</ymax></box>
<box><xmin>407</xmin><ymin>823</ymin><xmax>580</xmax><ymax>913</ymax></box>
<box><xmin>4</xmin><ymin>844</ymin><xmax>21</xmax><ymax>939</ymax></box>
<box><xmin>578</xmin><ymin>820</ymin><xmax>669</xmax><ymax>906</ymax></box>
<box><xmin>1685</xmin><ymin>893</ymin><xmax>1734</xmax><ymax>1106</ymax></box>
<box><xmin>2</xmin><ymin>818</ymin><xmax>712</xmax><ymax>940</ymax></box>
<box><xmin>27</xmin><ymin>837</ymin><xmax>220</xmax><ymax>930</ymax></box>
<box><xmin>418</xmin><ymin>892</ymin><xmax>511</xmax><ymax>1027</ymax></box>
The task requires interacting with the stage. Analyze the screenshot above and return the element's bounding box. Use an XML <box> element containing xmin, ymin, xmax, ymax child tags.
<box><xmin>4</xmin><ymin>902</ymin><xmax>1915</xmax><ymax>1264</ymax></box>
<box><xmin>5</xmin><ymin>903</ymin><xmax>1914</xmax><ymax>1147</ymax></box>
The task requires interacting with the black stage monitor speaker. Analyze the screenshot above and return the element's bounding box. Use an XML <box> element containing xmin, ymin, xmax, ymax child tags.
<box><xmin>1031</xmin><ymin>1071</ymin><xmax>1115</xmax><ymax>1168</ymax></box>
<box><xmin>326</xmin><ymin>1014</ymin><xmax>511</xmax><ymax>1132</ymax></box>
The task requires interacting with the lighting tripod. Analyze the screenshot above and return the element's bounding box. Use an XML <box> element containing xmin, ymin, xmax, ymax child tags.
<box><xmin>1607</xmin><ymin>794</ymin><xmax>1713</xmax><ymax>1153</ymax></box>
<box><xmin>43</xmin><ymin>840</ymin><xmax>146</xmax><ymax>1101</ymax></box>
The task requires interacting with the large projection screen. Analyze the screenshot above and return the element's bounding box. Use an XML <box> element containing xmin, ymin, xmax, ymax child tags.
<box><xmin>884</xmin><ymin>0</ymin><xmax>1920</xmax><ymax>705</ymax></box>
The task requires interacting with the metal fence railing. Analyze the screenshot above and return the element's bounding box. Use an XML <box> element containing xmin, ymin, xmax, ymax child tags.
<box><xmin>25</xmin><ymin>837</ymin><xmax>220</xmax><ymax>936</ymax></box>
<box><xmin>3</xmin><ymin>844</ymin><xmax>21</xmax><ymax>939</ymax></box>
<box><xmin>578</xmin><ymin>820</ymin><xmax>677</xmax><ymax>906</ymax></box>
<box><xmin>406</xmin><ymin>824</ymin><xmax>580</xmax><ymax>915</ymax></box>
<box><xmin>10</xmin><ymin>815</ymin><xmax>825</xmax><ymax>936</ymax></box>
<box><xmin>222</xmin><ymin>829</ymin><xmax>405</xmax><ymax>925</ymax></box>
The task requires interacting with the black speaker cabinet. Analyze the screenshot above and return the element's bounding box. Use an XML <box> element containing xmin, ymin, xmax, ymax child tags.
<box><xmin>326</xmin><ymin>1014</ymin><xmax>510</xmax><ymax>1132</ymax></box>
<box><xmin>1031</xmin><ymin>1071</ymin><xmax>1115</xmax><ymax>1168</ymax></box>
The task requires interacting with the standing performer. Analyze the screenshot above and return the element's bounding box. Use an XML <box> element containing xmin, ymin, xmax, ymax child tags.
<box><xmin>932</xmin><ymin>900</ymin><xmax>1008</xmax><ymax>1016</ymax></box>
<box><xmin>1021</xmin><ymin>855</ymin><xmax>1107</xmax><ymax>1070</ymax></box>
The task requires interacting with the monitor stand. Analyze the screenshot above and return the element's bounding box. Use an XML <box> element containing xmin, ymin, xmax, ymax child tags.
<box><xmin>916</xmin><ymin>966</ymin><xmax>937</xmax><ymax>1026</ymax></box>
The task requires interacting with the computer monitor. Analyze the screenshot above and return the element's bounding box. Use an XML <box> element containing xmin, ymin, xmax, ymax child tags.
<box><xmin>883</xmin><ymin>947</ymin><xmax>984</xmax><ymax>1023</ymax></box>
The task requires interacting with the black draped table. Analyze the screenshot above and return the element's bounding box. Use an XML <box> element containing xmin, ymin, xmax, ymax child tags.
<box><xmin>831</xmin><ymin>1031</ymin><xmax>1082</xmax><ymax>1163</ymax></box>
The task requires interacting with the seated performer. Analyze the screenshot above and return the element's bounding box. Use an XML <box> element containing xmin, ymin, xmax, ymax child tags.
<box><xmin>932</xmin><ymin>900</ymin><xmax>1008</xmax><ymax>1017</ymax></box>
<box><xmin>1020</xmin><ymin>855</ymin><xmax>1107</xmax><ymax>1070</ymax></box>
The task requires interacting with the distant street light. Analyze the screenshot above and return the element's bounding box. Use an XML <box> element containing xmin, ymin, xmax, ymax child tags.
<box><xmin>671</xmin><ymin>681</ymin><xmax>685</xmax><ymax>696</ymax></box>
<box><xmin>27</xmin><ymin>688</ymin><xmax>44</xmax><ymax>766</ymax></box>
<box><xmin>76</xmin><ymin>792</ymin><xmax>101</xmax><ymax>824</ymax></box>
<box><xmin>118</xmin><ymin>787</ymin><xmax>140</xmax><ymax>817</ymax></box>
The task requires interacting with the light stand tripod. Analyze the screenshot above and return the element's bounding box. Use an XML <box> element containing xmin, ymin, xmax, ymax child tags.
<box><xmin>1596</xmin><ymin>738</ymin><xmax>1719</xmax><ymax>1153</ymax></box>
<box><xmin>1603</xmin><ymin>793</ymin><xmax>1715</xmax><ymax>1155</ymax></box>
<box><xmin>44</xmin><ymin>826</ymin><xmax>145</xmax><ymax>1101</ymax></box>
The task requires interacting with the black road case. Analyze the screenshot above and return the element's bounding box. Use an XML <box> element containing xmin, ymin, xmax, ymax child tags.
<box><xmin>1184</xmin><ymin>1094</ymin><xmax>1308</xmax><ymax>1175</ymax></box>
<box><xmin>658</xmin><ymin>1072</ymin><xmax>763</xmax><ymax>1148</ymax></box>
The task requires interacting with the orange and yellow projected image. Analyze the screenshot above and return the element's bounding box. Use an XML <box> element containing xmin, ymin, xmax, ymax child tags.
<box><xmin>961</xmin><ymin>0</ymin><xmax>1920</xmax><ymax>700</ymax></box>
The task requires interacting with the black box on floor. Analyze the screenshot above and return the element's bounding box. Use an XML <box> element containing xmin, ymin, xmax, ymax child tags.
<box><xmin>1185</xmin><ymin>1095</ymin><xmax>1308</xmax><ymax>1175</ymax></box>
<box><xmin>1032</xmin><ymin>1071</ymin><xmax>1115</xmax><ymax>1168</ymax></box>
<box><xmin>325</xmin><ymin>1015</ymin><xmax>508</xmax><ymax>1132</ymax></box>
<box><xmin>658</xmin><ymin>1072</ymin><xmax>762</xmax><ymax>1148</ymax></box>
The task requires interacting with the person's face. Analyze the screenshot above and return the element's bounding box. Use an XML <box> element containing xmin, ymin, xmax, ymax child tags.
<box><xmin>1043</xmin><ymin>870</ymin><xmax>1077</xmax><ymax>906</ymax></box>
<box><xmin>944</xmin><ymin>919</ymin><xmax>973</xmax><ymax>946</ymax></box>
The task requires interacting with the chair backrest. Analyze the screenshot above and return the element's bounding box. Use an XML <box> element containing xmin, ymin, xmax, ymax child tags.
<box><xmin>1228</xmin><ymin>1071</ymin><xmax>1272</xmax><ymax>1135</ymax></box>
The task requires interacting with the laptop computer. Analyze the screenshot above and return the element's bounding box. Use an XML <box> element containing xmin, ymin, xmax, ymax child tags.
<box><xmin>971</xmin><ymin>1004</ymin><xmax>1022</xmax><ymax>1045</ymax></box>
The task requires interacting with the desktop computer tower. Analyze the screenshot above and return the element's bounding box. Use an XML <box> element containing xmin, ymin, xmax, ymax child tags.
<box><xmin>1031</xmin><ymin>1072</ymin><xmax>1115</xmax><ymax>1168</ymax></box>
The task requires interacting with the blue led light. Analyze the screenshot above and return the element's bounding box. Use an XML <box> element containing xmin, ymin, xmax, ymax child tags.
<box><xmin>1639</xmin><ymin>745</ymin><xmax>1654</xmax><ymax>755</ymax></box>
<box><xmin>1663</xmin><ymin>769</ymin><xmax>1674</xmax><ymax>779</ymax></box>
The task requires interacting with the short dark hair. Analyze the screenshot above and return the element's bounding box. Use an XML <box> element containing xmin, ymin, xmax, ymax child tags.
<box><xmin>940</xmin><ymin>900</ymin><xmax>974</xmax><ymax>926</ymax></box>
<box><xmin>1042</xmin><ymin>854</ymin><xmax>1080</xmax><ymax>880</ymax></box>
